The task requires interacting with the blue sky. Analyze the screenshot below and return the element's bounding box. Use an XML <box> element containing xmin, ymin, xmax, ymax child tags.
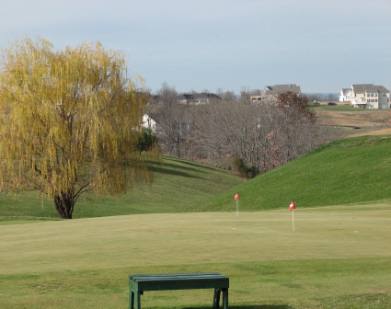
<box><xmin>1</xmin><ymin>0</ymin><xmax>391</xmax><ymax>93</ymax></box>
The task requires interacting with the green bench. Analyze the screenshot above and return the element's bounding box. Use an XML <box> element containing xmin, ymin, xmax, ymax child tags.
<box><xmin>128</xmin><ymin>273</ymin><xmax>229</xmax><ymax>309</ymax></box>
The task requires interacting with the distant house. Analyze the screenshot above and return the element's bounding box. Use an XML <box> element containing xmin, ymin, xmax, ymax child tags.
<box><xmin>178</xmin><ymin>92</ymin><xmax>222</xmax><ymax>105</ymax></box>
<box><xmin>339</xmin><ymin>88</ymin><xmax>354</xmax><ymax>102</ymax></box>
<box><xmin>339</xmin><ymin>84</ymin><xmax>390</xmax><ymax>109</ymax></box>
<box><xmin>142</xmin><ymin>114</ymin><xmax>157</xmax><ymax>133</ymax></box>
<box><xmin>265</xmin><ymin>84</ymin><xmax>301</xmax><ymax>97</ymax></box>
<box><xmin>247</xmin><ymin>89</ymin><xmax>263</xmax><ymax>104</ymax></box>
<box><xmin>250</xmin><ymin>95</ymin><xmax>262</xmax><ymax>104</ymax></box>
<box><xmin>248</xmin><ymin>84</ymin><xmax>301</xmax><ymax>104</ymax></box>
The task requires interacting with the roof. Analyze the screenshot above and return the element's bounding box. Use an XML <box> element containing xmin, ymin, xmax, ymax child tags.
<box><xmin>266</xmin><ymin>84</ymin><xmax>301</xmax><ymax>95</ymax></box>
<box><xmin>341</xmin><ymin>88</ymin><xmax>353</xmax><ymax>95</ymax></box>
<box><xmin>352</xmin><ymin>84</ymin><xmax>390</xmax><ymax>93</ymax></box>
<box><xmin>179</xmin><ymin>92</ymin><xmax>222</xmax><ymax>101</ymax></box>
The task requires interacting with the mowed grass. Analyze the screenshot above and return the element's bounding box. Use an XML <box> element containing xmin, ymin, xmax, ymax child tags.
<box><xmin>1</xmin><ymin>204</ymin><xmax>391</xmax><ymax>308</ymax></box>
<box><xmin>0</xmin><ymin>157</ymin><xmax>242</xmax><ymax>221</ymax></box>
<box><xmin>211</xmin><ymin>136</ymin><xmax>391</xmax><ymax>211</ymax></box>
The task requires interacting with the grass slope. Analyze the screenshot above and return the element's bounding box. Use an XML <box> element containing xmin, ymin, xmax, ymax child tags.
<box><xmin>0</xmin><ymin>157</ymin><xmax>242</xmax><ymax>221</ymax></box>
<box><xmin>211</xmin><ymin>136</ymin><xmax>391</xmax><ymax>211</ymax></box>
<box><xmin>1</xmin><ymin>205</ymin><xmax>391</xmax><ymax>308</ymax></box>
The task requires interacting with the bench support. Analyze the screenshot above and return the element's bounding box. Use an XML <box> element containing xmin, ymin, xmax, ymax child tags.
<box><xmin>130</xmin><ymin>289</ymin><xmax>228</xmax><ymax>309</ymax></box>
<box><xmin>213</xmin><ymin>288</ymin><xmax>221</xmax><ymax>308</ymax></box>
<box><xmin>129</xmin><ymin>273</ymin><xmax>229</xmax><ymax>309</ymax></box>
<box><xmin>130</xmin><ymin>291</ymin><xmax>142</xmax><ymax>309</ymax></box>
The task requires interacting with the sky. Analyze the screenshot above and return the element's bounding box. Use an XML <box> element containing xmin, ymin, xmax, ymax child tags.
<box><xmin>1</xmin><ymin>0</ymin><xmax>391</xmax><ymax>93</ymax></box>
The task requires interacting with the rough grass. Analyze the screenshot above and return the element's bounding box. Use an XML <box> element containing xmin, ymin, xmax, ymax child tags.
<box><xmin>311</xmin><ymin>104</ymin><xmax>360</xmax><ymax>112</ymax></box>
<box><xmin>0</xmin><ymin>157</ymin><xmax>242</xmax><ymax>221</ymax></box>
<box><xmin>210</xmin><ymin>136</ymin><xmax>391</xmax><ymax>211</ymax></box>
<box><xmin>315</xmin><ymin>108</ymin><xmax>391</xmax><ymax>138</ymax></box>
<box><xmin>1</xmin><ymin>205</ymin><xmax>390</xmax><ymax>308</ymax></box>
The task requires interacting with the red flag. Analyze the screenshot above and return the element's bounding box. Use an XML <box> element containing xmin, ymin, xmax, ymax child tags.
<box><xmin>288</xmin><ymin>201</ymin><xmax>297</xmax><ymax>211</ymax></box>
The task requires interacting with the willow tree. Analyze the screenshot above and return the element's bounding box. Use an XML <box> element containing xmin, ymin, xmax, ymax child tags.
<box><xmin>0</xmin><ymin>39</ymin><xmax>152</xmax><ymax>219</ymax></box>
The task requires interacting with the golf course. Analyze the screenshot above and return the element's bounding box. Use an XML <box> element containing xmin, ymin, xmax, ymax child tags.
<box><xmin>1</xmin><ymin>205</ymin><xmax>391</xmax><ymax>308</ymax></box>
<box><xmin>1</xmin><ymin>136</ymin><xmax>391</xmax><ymax>308</ymax></box>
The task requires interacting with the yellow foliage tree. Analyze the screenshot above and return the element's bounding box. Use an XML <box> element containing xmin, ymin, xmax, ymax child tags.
<box><xmin>0</xmin><ymin>39</ymin><xmax>152</xmax><ymax>219</ymax></box>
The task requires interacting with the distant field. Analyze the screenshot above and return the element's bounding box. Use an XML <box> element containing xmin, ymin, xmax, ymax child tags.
<box><xmin>211</xmin><ymin>136</ymin><xmax>391</xmax><ymax>211</ymax></box>
<box><xmin>315</xmin><ymin>107</ymin><xmax>391</xmax><ymax>137</ymax></box>
<box><xmin>311</xmin><ymin>104</ymin><xmax>359</xmax><ymax>112</ymax></box>
<box><xmin>1</xmin><ymin>205</ymin><xmax>390</xmax><ymax>308</ymax></box>
<box><xmin>0</xmin><ymin>157</ymin><xmax>242</xmax><ymax>221</ymax></box>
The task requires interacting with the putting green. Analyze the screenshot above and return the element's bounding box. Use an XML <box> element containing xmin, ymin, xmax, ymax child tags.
<box><xmin>1</xmin><ymin>204</ymin><xmax>391</xmax><ymax>308</ymax></box>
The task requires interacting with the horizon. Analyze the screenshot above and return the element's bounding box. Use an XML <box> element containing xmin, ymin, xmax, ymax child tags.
<box><xmin>1</xmin><ymin>0</ymin><xmax>390</xmax><ymax>93</ymax></box>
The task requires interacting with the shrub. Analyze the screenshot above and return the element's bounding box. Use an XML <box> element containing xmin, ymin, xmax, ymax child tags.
<box><xmin>232</xmin><ymin>157</ymin><xmax>259</xmax><ymax>179</ymax></box>
<box><xmin>137</xmin><ymin>129</ymin><xmax>157</xmax><ymax>152</ymax></box>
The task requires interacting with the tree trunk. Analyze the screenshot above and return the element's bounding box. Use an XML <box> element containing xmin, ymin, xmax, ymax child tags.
<box><xmin>54</xmin><ymin>191</ymin><xmax>75</xmax><ymax>219</ymax></box>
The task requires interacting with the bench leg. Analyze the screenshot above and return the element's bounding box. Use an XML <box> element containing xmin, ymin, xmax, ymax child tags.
<box><xmin>130</xmin><ymin>291</ymin><xmax>134</xmax><ymax>309</ymax></box>
<box><xmin>213</xmin><ymin>288</ymin><xmax>221</xmax><ymax>308</ymax></box>
<box><xmin>222</xmin><ymin>288</ymin><xmax>228</xmax><ymax>309</ymax></box>
<box><xmin>133</xmin><ymin>291</ymin><xmax>141</xmax><ymax>309</ymax></box>
<box><xmin>137</xmin><ymin>292</ymin><xmax>141</xmax><ymax>309</ymax></box>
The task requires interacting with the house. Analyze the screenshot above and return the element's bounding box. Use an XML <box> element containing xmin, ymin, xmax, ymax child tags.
<box><xmin>339</xmin><ymin>88</ymin><xmax>354</xmax><ymax>102</ymax></box>
<box><xmin>247</xmin><ymin>89</ymin><xmax>263</xmax><ymax>104</ymax></box>
<box><xmin>142</xmin><ymin>114</ymin><xmax>157</xmax><ymax>133</ymax></box>
<box><xmin>339</xmin><ymin>84</ymin><xmax>390</xmax><ymax>109</ymax></box>
<box><xmin>248</xmin><ymin>84</ymin><xmax>301</xmax><ymax>104</ymax></box>
<box><xmin>178</xmin><ymin>92</ymin><xmax>222</xmax><ymax>105</ymax></box>
<box><xmin>265</xmin><ymin>84</ymin><xmax>301</xmax><ymax>97</ymax></box>
<box><xmin>250</xmin><ymin>95</ymin><xmax>262</xmax><ymax>104</ymax></box>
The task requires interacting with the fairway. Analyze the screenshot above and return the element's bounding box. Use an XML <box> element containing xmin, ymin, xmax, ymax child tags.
<box><xmin>1</xmin><ymin>204</ymin><xmax>391</xmax><ymax>308</ymax></box>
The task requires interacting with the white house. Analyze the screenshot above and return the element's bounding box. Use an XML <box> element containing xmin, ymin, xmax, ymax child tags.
<box><xmin>339</xmin><ymin>88</ymin><xmax>354</xmax><ymax>102</ymax></box>
<box><xmin>339</xmin><ymin>84</ymin><xmax>390</xmax><ymax>109</ymax></box>
<box><xmin>142</xmin><ymin>114</ymin><xmax>157</xmax><ymax>133</ymax></box>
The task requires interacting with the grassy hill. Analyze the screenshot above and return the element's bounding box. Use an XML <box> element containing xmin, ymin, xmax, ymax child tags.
<box><xmin>3</xmin><ymin>135</ymin><xmax>391</xmax><ymax>220</ymax></box>
<box><xmin>211</xmin><ymin>135</ymin><xmax>391</xmax><ymax>211</ymax></box>
<box><xmin>0</xmin><ymin>157</ymin><xmax>242</xmax><ymax>221</ymax></box>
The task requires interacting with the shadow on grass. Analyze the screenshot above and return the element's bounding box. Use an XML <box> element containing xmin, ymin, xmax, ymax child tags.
<box><xmin>172</xmin><ymin>158</ymin><xmax>221</xmax><ymax>172</ymax></box>
<box><xmin>147</xmin><ymin>165</ymin><xmax>204</xmax><ymax>179</ymax></box>
<box><xmin>145</xmin><ymin>160</ymin><xmax>207</xmax><ymax>174</ymax></box>
<box><xmin>183</xmin><ymin>305</ymin><xmax>294</xmax><ymax>309</ymax></box>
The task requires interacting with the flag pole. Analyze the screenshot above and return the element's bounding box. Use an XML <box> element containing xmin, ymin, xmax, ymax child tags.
<box><xmin>233</xmin><ymin>193</ymin><xmax>240</xmax><ymax>216</ymax></box>
<box><xmin>291</xmin><ymin>210</ymin><xmax>295</xmax><ymax>232</ymax></box>
<box><xmin>288</xmin><ymin>200</ymin><xmax>297</xmax><ymax>232</ymax></box>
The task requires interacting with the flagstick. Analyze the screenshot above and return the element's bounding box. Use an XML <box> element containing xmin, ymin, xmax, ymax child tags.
<box><xmin>291</xmin><ymin>211</ymin><xmax>295</xmax><ymax>232</ymax></box>
<box><xmin>235</xmin><ymin>200</ymin><xmax>240</xmax><ymax>216</ymax></box>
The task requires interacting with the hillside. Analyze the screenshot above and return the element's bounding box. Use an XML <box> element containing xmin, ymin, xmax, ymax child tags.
<box><xmin>3</xmin><ymin>135</ymin><xmax>391</xmax><ymax>220</ymax></box>
<box><xmin>211</xmin><ymin>136</ymin><xmax>391</xmax><ymax>210</ymax></box>
<box><xmin>0</xmin><ymin>157</ymin><xmax>242</xmax><ymax>221</ymax></box>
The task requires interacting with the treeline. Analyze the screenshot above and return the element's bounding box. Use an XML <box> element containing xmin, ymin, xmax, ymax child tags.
<box><xmin>148</xmin><ymin>85</ymin><xmax>330</xmax><ymax>178</ymax></box>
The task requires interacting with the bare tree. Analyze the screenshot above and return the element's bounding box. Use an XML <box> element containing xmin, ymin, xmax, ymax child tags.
<box><xmin>151</xmin><ymin>87</ymin><xmax>323</xmax><ymax>177</ymax></box>
<box><xmin>190</xmin><ymin>94</ymin><xmax>320</xmax><ymax>176</ymax></box>
<box><xmin>151</xmin><ymin>84</ymin><xmax>194</xmax><ymax>158</ymax></box>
